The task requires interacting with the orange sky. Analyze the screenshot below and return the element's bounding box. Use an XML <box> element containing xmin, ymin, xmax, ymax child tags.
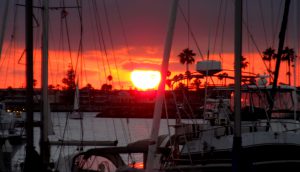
<box><xmin>0</xmin><ymin>44</ymin><xmax>298</xmax><ymax>89</ymax></box>
<box><xmin>0</xmin><ymin>0</ymin><xmax>299</xmax><ymax>89</ymax></box>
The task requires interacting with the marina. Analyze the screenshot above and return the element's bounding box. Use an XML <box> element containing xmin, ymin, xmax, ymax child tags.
<box><xmin>0</xmin><ymin>0</ymin><xmax>300</xmax><ymax>171</ymax></box>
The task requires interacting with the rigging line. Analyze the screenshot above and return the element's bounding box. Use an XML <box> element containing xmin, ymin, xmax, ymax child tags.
<box><xmin>56</xmin><ymin>113</ymin><xmax>71</xmax><ymax>170</ymax></box>
<box><xmin>229</xmin><ymin>0</ymin><xmax>271</xmax><ymax>78</ymax></box>
<box><xmin>120</xmin><ymin>119</ymin><xmax>130</xmax><ymax>145</ymax></box>
<box><xmin>206</xmin><ymin>3</ymin><xmax>214</xmax><ymax>60</ymax></box>
<box><xmin>61</xmin><ymin>0</ymin><xmax>74</xmax><ymax>68</ymax></box>
<box><xmin>48</xmin><ymin>15</ymin><xmax>60</xmax><ymax>88</ymax></box>
<box><xmin>75</xmin><ymin>0</ymin><xmax>84</xmax><ymax>86</ymax></box>
<box><xmin>182</xmin><ymin>90</ymin><xmax>197</xmax><ymax>124</ymax></box>
<box><xmin>87</xmin><ymin>0</ymin><xmax>106</xmax><ymax>85</ymax></box>
<box><xmin>178</xmin><ymin>5</ymin><xmax>204</xmax><ymax>59</ymax></box>
<box><xmin>95</xmin><ymin>0</ymin><xmax>112</xmax><ymax>78</ymax></box>
<box><xmin>245</xmin><ymin>0</ymin><xmax>252</xmax><ymax>74</ymax></box>
<box><xmin>112</xmin><ymin>119</ymin><xmax>118</xmax><ymax>141</ymax></box>
<box><xmin>258</xmin><ymin>0</ymin><xmax>269</xmax><ymax>46</ymax></box>
<box><xmin>0</xmin><ymin>0</ymin><xmax>9</xmax><ymax>60</ymax></box>
<box><xmin>102</xmin><ymin>0</ymin><xmax>122</xmax><ymax>87</ymax></box>
<box><xmin>12</xmin><ymin>0</ymin><xmax>20</xmax><ymax>87</ymax></box>
<box><xmin>220</xmin><ymin>1</ymin><xmax>228</xmax><ymax>64</ymax></box>
<box><xmin>93</xmin><ymin>0</ymin><xmax>112</xmax><ymax>81</ymax></box>
<box><xmin>163</xmin><ymin>95</ymin><xmax>174</xmax><ymax>151</ymax></box>
<box><xmin>272</xmin><ymin>0</ymin><xmax>284</xmax><ymax>47</ymax></box>
<box><xmin>91</xmin><ymin>0</ymin><xmax>109</xmax><ymax>84</ymax></box>
<box><xmin>212</xmin><ymin>0</ymin><xmax>223</xmax><ymax>58</ymax></box>
<box><xmin>187</xmin><ymin>0</ymin><xmax>190</xmax><ymax>48</ymax></box>
<box><xmin>126</xmin><ymin>118</ymin><xmax>133</xmax><ymax>143</ymax></box>
<box><xmin>3</xmin><ymin>40</ymin><xmax>13</xmax><ymax>87</ymax></box>
<box><xmin>172</xmin><ymin>90</ymin><xmax>193</xmax><ymax>164</ymax></box>
<box><xmin>114</xmin><ymin>0</ymin><xmax>133</xmax><ymax>70</ymax></box>
<box><xmin>3</xmin><ymin>14</ymin><xmax>21</xmax><ymax>87</ymax></box>
<box><xmin>34</xmin><ymin>3</ymin><xmax>42</xmax><ymax>84</ymax></box>
<box><xmin>270</xmin><ymin>0</ymin><xmax>275</xmax><ymax>47</ymax></box>
<box><xmin>242</xmin><ymin>20</ymin><xmax>272</xmax><ymax>80</ymax></box>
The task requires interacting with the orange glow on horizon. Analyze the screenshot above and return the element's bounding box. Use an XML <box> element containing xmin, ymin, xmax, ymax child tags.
<box><xmin>131</xmin><ymin>70</ymin><xmax>161</xmax><ymax>90</ymax></box>
<box><xmin>0</xmin><ymin>45</ymin><xmax>299</xmax><ymax>89</ymax></box>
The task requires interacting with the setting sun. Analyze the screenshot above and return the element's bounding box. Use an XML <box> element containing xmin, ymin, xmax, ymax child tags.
<box><xmin>131</xmin><ymin>70</ymin><xmax>161</xmax><ymax>90</ymax></box>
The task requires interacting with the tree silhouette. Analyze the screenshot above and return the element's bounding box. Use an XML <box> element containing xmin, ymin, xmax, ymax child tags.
<box><xmin>48</xmin><ymin>84</ymin><xmax>55</xmax><ymax>90</ymax></box>
<box><xmin>61</xmin><ymin>64</ymin><xmax>76</xmax><ymax>104</ymax></box>
<box><xmin>175</xmin><ymin>82</ymin><xmax>187</xmax><ymax>90</ymax></box>
<box><xmin>262</xmin><ymin>47</ymin><xmax>276</xmax><ymax>75</ymax></box>
<box><xmin>83</xmin><ymin>83</ymin><xmax>94</xmax><ymax>90</ymax></box>
<box><xmin>217</xmin><ymin>72</ymin><xmax>229</xmax><ymax>85</ymax></box>
<box><xmin>241</xmin><ymin>56</ymin><xmax>249</xmax><ymax>70</ymax></box>
<box><xmin>178</xmin><ymin>48</ymin><xmax>196</xmax><ymax>88</ymax></box>
<box><xmin>101</xmin><ymin>84</ymin><xmax>112</xmax><ymax>91</ymax></box>
<box><xmin>191</xmin><ymin>78</ymin><xmax>201</xmax><ymax>90</ymax></box>
<box><xmin>282</xmin><ymin>47</ymin><xmax>296</xmax><ymax>85</ymax></box>
<box><xmin>82</xmin><ymin>83</ymin><xmax>95</xmax><ymax>104</ymax></box>
<box><xmin>261</xmin><ymin>46</ymin><xmax>296</xmax><ymax>85</ymax></box>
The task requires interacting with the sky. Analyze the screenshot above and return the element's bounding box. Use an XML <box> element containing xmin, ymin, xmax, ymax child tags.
<box><xmin>0</xmin><ymin>0</ymin><xmax>299</xmax><ymax>89</ymax></box>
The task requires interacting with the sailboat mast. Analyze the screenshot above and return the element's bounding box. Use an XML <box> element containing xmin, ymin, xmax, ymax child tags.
<box><xmin>232</xmin><ymin>0</ymin><xmax>242</xmax><ymax>171</ymax></box>
<box><xmin>268</xmin><ymin>0</ymin><xmax>291</xmax><ymax>118</ymax></box>
<box><xmin>293</xmin><ymin>0</ymin><xmax>299</xmax><ymax>120</ymax></box>
<box><xmin>41</xmin><ymin>0</ymin><xmax>50</xmax><ymax>169</ymax></box>
<box><xmin>24</xmin><ymin>0</ymin><xmax>41</xmax><ymax>171</ymax></box>
<box><xmin>145</xmin><ymin>0</ymin><xmax>179</xmax><ymax>171</ymax></box>
<box><xmin>25</xmin><ymin>0</ymin><xmax>34</xmax><ymax>158</ymax></box>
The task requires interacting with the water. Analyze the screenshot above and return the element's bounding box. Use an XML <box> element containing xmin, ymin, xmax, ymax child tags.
<box><xmin>11</xmin><ymin>112</ymin><xmax>176</xmax><ymax>171</ymax></box>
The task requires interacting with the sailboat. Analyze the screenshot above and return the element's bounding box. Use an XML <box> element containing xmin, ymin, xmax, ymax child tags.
<box><xmin>147</xmin><ymin>0</ymin><xmax>300</xmax><ymax>172</ymax></box>
<box><xmin>69</xmin><ymin>82</ymin><xmax>83</xmax><ymax>120</ymax></box>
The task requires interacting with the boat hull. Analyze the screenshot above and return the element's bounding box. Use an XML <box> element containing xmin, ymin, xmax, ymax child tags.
<box><xmin>164</xmin><ymin>144</ymin><xmax>300</xmax><ymax>172</ymax></box>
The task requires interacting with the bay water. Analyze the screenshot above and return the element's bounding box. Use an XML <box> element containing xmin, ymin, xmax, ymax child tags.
<box><xmin>11</xmin><ymin>112</ymin><xmax>176</xmax><ymax>171</ymax></box>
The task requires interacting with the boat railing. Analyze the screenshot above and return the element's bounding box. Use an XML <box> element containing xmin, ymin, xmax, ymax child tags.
<box><xmin>174</xmin><ymin>119</ymin><xmax>300</xmax><ymax>142</ymax></box>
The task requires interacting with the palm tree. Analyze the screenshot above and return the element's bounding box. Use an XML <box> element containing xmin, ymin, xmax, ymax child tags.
<box><xmin>191</xmin><ymin>78</ymin><xmax>201</xmax><ymax>90</ymax></box>
<box><xmin>241</xmin><ymin>56</ymin><xmax>249</xmax><ymax>70</ymax></box>
<box><xmin>262</xmin><ymin>47</ymin><xmax>276</xmax><ymax>83</ymax></box>
<box><xmin>262</xmin><ymin>47</ymin><xmax>276</xmax><ymax>75</ymax></box>
<box><xmin>217</xmin><ymin>72</ymin><xmax>229</xmax><ymax>86</ymax></box>
<box><xmin>281</xmin><ymin>47</ymin><xmax>296</xmax><ymax>85</ymax></box>
<box><xmin>178</xmin><ymin>48</ymin><xmax>196</xmax><ymax>88</ymax></box>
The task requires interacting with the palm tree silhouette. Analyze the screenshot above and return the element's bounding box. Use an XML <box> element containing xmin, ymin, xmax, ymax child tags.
<box><xmin>281</xmin><ymin>47</ymin><xmax>296</xmax><ymax>85</ymax></box>
<box><xmin>178</xmin><ymin>48</ymin><xmax>196</xmax><ymax>88</ymax></box>
<box><xmin>262</xmin><ymin>47</ymin><xmax>276</xmax><ymax>74</ymax></box>
<box><xmin>262</xmin><ymin>47</ymin><xmax>276</xmax><ymax>83</ymax></box>
<box><xmin>241</xmin><ymin>56</ymin><xmax>249</xmax><ymax>70</ymax></box>
<box><xmin>217</xmin><ymin>72</ymin><xmax>229</xmax><ymax>86</ymax></box>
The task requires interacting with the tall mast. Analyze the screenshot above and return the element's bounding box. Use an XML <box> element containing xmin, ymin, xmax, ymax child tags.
<box><xmin>24</xmin><ymin>0</ymin><xmax>42</xmax><ymax>171</ymax></box>
<box><xmin>41</xmin><ymin>0</ymin><xmax>50</xmax><ymax>169</ymax></box>
<box><xmin>145</xmin><ymin>0</ymin><xmax>179</xmax><ymax>171</ymax></box>
<box><xmin>232</xmin><ymin>0</ymin><xmax>242</xmax><ymax>171</ymax></box>
<box><xmin>268</xmin><ymin>0</ymin><xmax>291</xmax><ymax>119</ymax></box>
<box><xmin>24</xmin><ymin>0</ymin><xmax>38</xmax><ymax>172</ymax></box>
<box><xmin>293</xmin><ymin>0</ymin><xmax>299</xmax><ymax>120</ymax></box>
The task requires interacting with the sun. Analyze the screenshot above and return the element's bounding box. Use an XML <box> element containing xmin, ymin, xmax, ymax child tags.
<box><xmin>131</xmin><ymin>70</ymin><xmax>161</xmax><ymax>90</ymax></box>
